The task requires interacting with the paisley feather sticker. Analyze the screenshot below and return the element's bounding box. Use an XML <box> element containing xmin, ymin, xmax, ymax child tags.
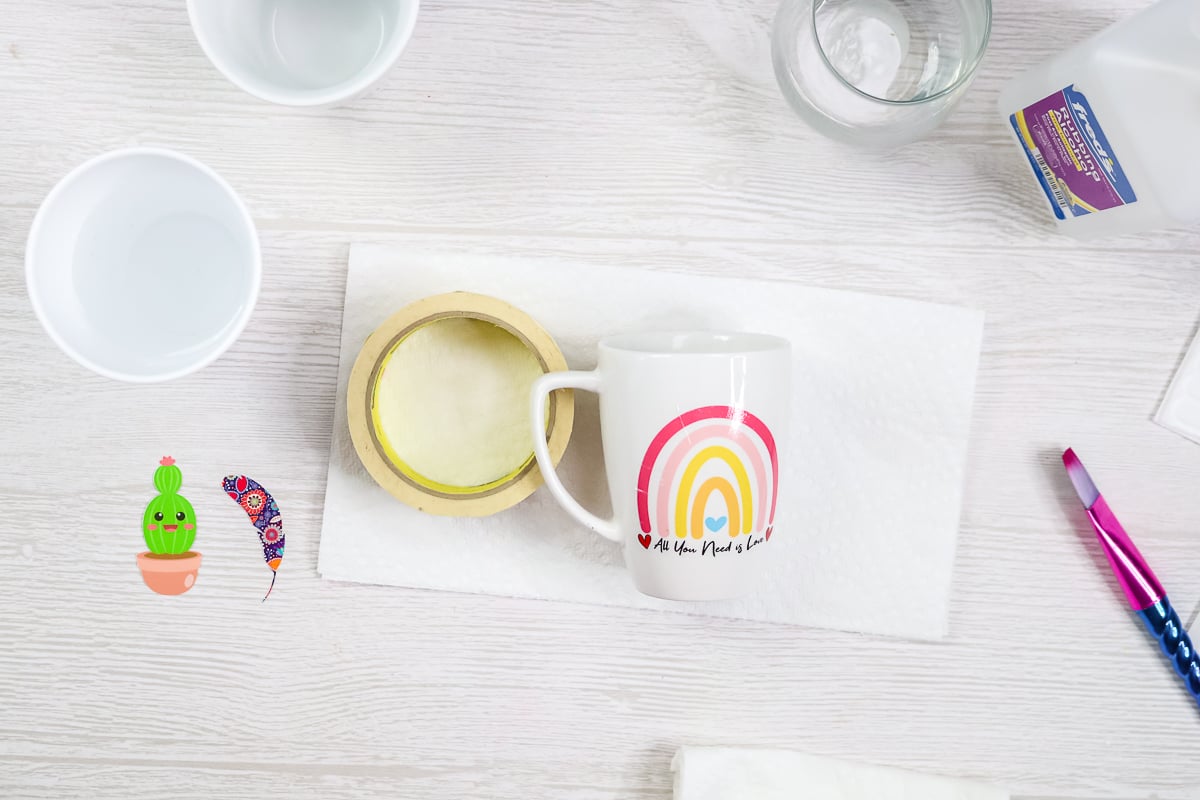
<box><xmin>222</xmin><ymin>475</ymin><xmax>284</xmax><ymax>601</ymax></box>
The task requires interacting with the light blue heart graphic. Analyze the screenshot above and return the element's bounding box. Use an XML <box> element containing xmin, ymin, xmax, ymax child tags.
<box><xmin>705</xmin><ymin>515</ymin><xmax>727</xmax><ymax>532</ymax></box>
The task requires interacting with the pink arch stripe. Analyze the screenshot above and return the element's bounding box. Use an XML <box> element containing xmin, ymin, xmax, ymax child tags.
<box><xmin>637</xmin><ymin>405</ymin><xmax>778</xmax><ymax>533</ymax></box>
<box><xmin>654</xmin><ymin>424</ymin><xmax>769</xmax><ymax>538</ymax></box>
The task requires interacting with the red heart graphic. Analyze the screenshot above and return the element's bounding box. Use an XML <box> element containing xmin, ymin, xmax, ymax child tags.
<box><xmin>765</xmin><ymin>527</ymin><xmax>773</xmax><ymax>541</ymax></box>
<box><xmin>638</xmin><ymin>534</ymin><xmax>652</xmax><ymax>549</ymax></box>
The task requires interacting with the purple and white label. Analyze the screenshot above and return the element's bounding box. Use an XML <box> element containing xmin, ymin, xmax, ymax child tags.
<box><xmin>1009</xmin><ymin>85</ymin><xmax>1137</xmax><ymax>220</ymax></box>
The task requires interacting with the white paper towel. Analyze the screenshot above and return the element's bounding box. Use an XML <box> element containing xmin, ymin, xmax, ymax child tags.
<box><xmin>1156</xmin><ymin>328</ymin><xmax>1200</xmax><ymax>445</ymax></box>
<box><xmin>317</xmin><ymin>244</ymin><xmax>983</xmax><ymax>640</ymax></box>
<box><xmin>672</xmin><ymin>748</ymin><xmax>1008</xmax><ymax>800</ymax></box>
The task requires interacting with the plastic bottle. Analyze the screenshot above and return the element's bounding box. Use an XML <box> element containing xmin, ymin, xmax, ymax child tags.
<box><xmin>998</xmin><ymin>0</ymin><xmax>1200</xmax><ymax>238</ymax></box>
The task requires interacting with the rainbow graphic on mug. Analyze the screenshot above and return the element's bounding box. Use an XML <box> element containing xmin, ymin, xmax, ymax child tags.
<box><xmin>636</xmin><ymin>405</ymin><xmax>779</xmax><ymax>541</ymax></box>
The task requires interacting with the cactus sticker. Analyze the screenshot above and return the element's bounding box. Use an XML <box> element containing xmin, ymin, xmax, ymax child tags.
<box><xmin>136</xmin><ymin>457</ymin><xmax>202</xmax><ymax>595</ymax></box>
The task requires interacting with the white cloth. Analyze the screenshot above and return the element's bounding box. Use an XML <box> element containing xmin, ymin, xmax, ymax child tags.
<box><xmin>1157</xmin><ymin>327</ymin><xmax>1200</xmax><ymax>445</ymax></box>
<box><xmin>672</xmin><ymin>748</ymin><xmax>1008</xmax><ymax>800</ymax></box>
<box><xmin>317</xmin><ymin>244</ymin><xmax>984</xmax><ymax>640</ymax></box>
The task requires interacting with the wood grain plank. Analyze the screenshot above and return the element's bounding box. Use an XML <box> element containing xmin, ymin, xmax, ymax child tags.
<box><xmin>3</xmin><ymin>229</ymin><xmax>1200</xmax><ymax>798</ymax></box>
<box><xmin>1</xmin><ymin>0</ymin><xmax>1194</xmax><ymax>252</ymax></box>
<box><xmin>4</xmin><ymin>0</ymin><xmax>1200</xmax><ymax>797</ymax></box>
<box><xmin>0</xmin><ymin>756</ymin><xmax>663</xmax><ymax>800</ymax></box>
<box><xmin>0</xmin><ymin>757</ymin><xmax>1111</xmax><ymax>800</ymax></box>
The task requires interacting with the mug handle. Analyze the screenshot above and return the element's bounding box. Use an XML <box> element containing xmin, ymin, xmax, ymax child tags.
<box><xmin>531</xmin><ymin>371</ymin><xmax>621</xmax><ymax>542</ymax></box>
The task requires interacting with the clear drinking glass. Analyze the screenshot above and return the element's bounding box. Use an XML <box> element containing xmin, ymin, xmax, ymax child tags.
<box><xmin>772</xmin><ymin>0</ymin><xmax>992</xmax><ymax>147</ymax></box>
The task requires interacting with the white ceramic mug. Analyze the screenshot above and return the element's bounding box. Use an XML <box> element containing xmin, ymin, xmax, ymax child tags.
<box><xmin>26</xmin><ymin>147</ymin><xmax>260</xmax><ymax>383</ymax></box>
<box><xmin>188</xmin><ymin>0</ymin><xmax>420</xmax><ymax>107</ymax></box>
<box><xmin>531</xmin><ymin>332</ymin><xmax>791</xmax><ymax>601</ymax></box>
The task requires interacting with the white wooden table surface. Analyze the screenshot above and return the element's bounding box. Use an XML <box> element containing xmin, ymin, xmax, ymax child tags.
<box><xmin>3</xmin><ymin>1</ymin><xmax>1200</xmax><ymax>797</ymax></box>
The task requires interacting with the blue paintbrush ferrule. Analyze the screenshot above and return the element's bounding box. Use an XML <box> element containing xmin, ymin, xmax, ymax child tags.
<box><xmin>1138</xmin><ymin>596</ymin><xmax>1200</xmax><ymax>708</ymax></box>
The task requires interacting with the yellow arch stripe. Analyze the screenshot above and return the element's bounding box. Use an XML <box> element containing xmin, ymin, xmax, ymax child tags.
<box><xmin>690</xmin><ymin>477</ymin><xmax>739</xmax><ymax>541</ymax></box>
<box><xmin>1014</xmin><ymin>110</ymin><xmax>1035</xmax><ymax>149</ymax></box>
<box><xmin>674</xmin><ymin>446</ymin><xmax>753</xmax><ymax>538</ymax></box>
<box><xmin>1069</xmin><ymin>193</ymin><xmax>1100</xmax><ymax>213</ymax></box>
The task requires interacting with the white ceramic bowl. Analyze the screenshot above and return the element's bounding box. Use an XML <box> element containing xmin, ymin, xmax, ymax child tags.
<box><xmin>187</xmin><ymin>0</ymin><xmax>420</xmax><ymax>107</ymax></box>
<box><xmin>26</xmin><ymin>147</ymin><xmax>261</xmax><ymax>383</ymax></box>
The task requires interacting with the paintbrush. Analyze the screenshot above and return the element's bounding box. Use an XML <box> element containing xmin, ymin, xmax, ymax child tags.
<box><xmin>1062</xmin><ymin>448</ymin><xmax>1200</xmax><ymax>708</ymax></box>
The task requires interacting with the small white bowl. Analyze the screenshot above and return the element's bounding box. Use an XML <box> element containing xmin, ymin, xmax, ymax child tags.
<box><xmin>187</xmin><ymin>0</ymin><xmax>420</xmax><ymax>107</ymax></box>
<box><xmin>26</xmin><ymin>147</ymin><xmax>261</xmax><ymax>383</ymax></box>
